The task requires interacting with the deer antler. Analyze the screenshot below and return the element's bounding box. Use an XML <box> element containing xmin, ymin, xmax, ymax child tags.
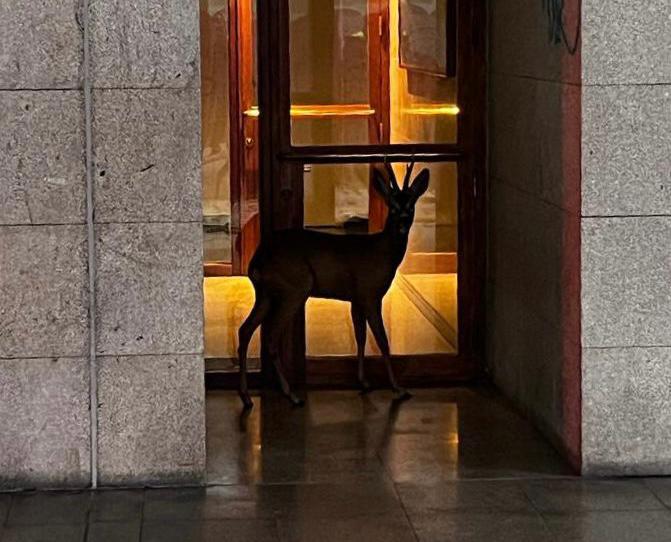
<box><xmin>384</xmin><ymin>160</ymin><xmax>400</xmax><ymax>192</ymax></box>
<box><xmin>403</xmin><ymin>161</ymin><xmax>416</xmax><ymax>191</ymax></box>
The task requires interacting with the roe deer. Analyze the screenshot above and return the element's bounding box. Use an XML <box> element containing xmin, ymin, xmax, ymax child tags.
<box><xmin>237</xmin><ymin>162</ymin><xmax>430</xmax><ymax>409</ymax></box>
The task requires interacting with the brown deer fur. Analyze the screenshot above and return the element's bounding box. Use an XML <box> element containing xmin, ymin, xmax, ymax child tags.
<box><xmin>237</xmin><ymin>163</ymin><xmax>430</xmax><ymax>409</ymax></box>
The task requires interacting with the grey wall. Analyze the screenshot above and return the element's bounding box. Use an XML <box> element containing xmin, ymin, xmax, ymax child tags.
<box><xmin>487</xmin><ymin>0</ymin><xmax>582</xmax><ymax>468</ymax></box>
<box><xmin>0</xmin><ymin>0</ymin><xmax>205</xmax><ymax>488</ymax></box>
<box><xmin>581</xmin><ymin>0</ymin><xmax>671</xmax><ymax>475</ymax></box>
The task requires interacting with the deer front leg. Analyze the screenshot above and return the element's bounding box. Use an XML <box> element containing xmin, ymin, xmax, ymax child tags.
<box><xmin>351</xmin><ymin>304</ymin><xmax>371</xmax><ymax>393</ymax></box>
<box><xmin>366</xmin><ymin>304</ymin><xmax>412</xmax><ymax>402</ymax></box>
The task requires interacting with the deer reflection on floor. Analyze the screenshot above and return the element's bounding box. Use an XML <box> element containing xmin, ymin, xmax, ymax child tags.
<box><xmin>237</xmin><ymin>163</ymin><xmax>430</xmax><ymax>409</ymax></box>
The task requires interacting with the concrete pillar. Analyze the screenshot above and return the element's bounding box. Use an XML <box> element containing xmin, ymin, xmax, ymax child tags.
<box><xmin>581</xmin><ymin>0</ymin><xmax>671</xmax><ymax>475</ymax></box>
<box><xmin>0</xmin><ymin>0</ymin><xmax>91</xmax><ymax>490</ymax></box>
<box><xmin>89</xmin><ymin>0</ymin><xmax>205</xmax><ymax>486</ymax></box>
<box><xmin>0</xmin><ymin>0</ymin><xmax>206</xmax><ymax>488</ymax></box>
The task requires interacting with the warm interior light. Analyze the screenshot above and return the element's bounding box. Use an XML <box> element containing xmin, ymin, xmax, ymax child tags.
<box><xmin>402</xmin><ymin>104</ymin><xmax>460</xmax><ymax>116</ymax></box>
<box><xmin>204</xmin><ymin>274</ymin><xmax>458</xmax><ymax>359</ymax></box>
<box><xmin>244</xmin><ymin>104</ymin><xmax>376</xmax><ymax>119</ymax></box>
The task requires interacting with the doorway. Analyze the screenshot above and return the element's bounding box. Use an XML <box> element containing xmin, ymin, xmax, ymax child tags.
<box><xmin>201</xmin><ymin>0</ymin><xmax>486</xmax><ymax>388</ymax></box>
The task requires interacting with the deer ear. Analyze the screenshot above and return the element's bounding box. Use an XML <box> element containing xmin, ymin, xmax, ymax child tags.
<box><xmin>372</xmin><ymin>168</ymin><xmax>392</xmax><ymax>202</ymax></box>
<box><xmin>409</xmin><ymin>169</ymin><xmax>430</xmax><ymax>200</ymax></box>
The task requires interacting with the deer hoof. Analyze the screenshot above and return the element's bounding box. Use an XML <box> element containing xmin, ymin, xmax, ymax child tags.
<box><xmin>392</xmin><ymin>388</ymin><xmax>412</xmax><ymax>402</ymax></box>
<box><xmin>359</xmin><ymin>380</ymin><xmax>372</xmax><ymax>395</ymax></box>
<box><xmin>239</xmin><ymin>391</ymin><xmax>254</xmax><ymax>410</ymax></box>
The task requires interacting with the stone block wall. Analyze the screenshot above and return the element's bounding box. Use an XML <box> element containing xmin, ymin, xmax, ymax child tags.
<box><xmin>487</xmin><ymin>0</ymin><xmax>582</xmax><ymax>469</ymax></box>
<box><xmin>581</xmin><ymin>0</ymin><xmax>671</xmax><ymax>475</ymax></box>
<box><xmin>0</xmin><ymin>0</ymin><xmax>205</xmax><ymax>488</ymax></box>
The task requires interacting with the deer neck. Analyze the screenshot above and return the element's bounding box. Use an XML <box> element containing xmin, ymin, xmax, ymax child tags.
<box><xmin>382</xmin><ymin>225</ymin><xmax>410</xmax><ymax>267</ymax></box>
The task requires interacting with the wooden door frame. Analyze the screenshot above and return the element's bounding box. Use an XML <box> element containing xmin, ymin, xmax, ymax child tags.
<box><xmin>252</xmin><ymin>0</ymin><xmax>487</xmax><ymax>391</ymax></box>
<box><xmin>227</xmin><ymin>0</ymin><xmax>260</xmax><ymax>275</ymax></box>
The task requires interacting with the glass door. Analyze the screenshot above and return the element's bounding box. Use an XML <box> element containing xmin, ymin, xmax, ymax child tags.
<box><xmin>201</xmin><ymin>0</ymin><xmax>486</xmax><ymax>386</ymax></box>
<box><xmin>256</xmin><ymin>0</ymin><xmax>486</xmax><ymax>387</ymax></box>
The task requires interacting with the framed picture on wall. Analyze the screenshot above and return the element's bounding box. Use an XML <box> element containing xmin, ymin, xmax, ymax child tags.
<box><xmin>399</xmin><ymin>0</ymin><xmax>457</xmax><ymax>77</ymax></box>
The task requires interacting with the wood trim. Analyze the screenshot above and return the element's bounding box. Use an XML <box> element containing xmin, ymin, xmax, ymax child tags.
<box><xmin>400</xmin><ymin>252</ymin><xmax>458</xmax><ymax>274</ymax></box>
<box><xmin>367</xmin><ymin>0</ymin><xmax>389</xmax><ymax>232</ymax></box>
<box><xmin>238</xmin><ymin>0</ymin><xmax>260</xmax><ymax>274</ymax></box>
<box><xmin>227</xmin><ymin>0</ymin><xmax>243</xmax><ymax>274</ymax></box>
<box><xmin>204</xmin><ymin>262</ymin><xmax>233</xmax><ymax>277</ymax></box>
<box><xmin>455</xmin><ymin>0</ymin><xmax>487</xmax><ymax>366</ymax></box>
<box><xmin>258</xmin><ymin>0</ymin><xmax>306</xmax><ymax>388</ymax></box>
<box><xmin>282</xmin><ymin>144</ymin><xmax>465</xmax><ymax>164</ymax></box>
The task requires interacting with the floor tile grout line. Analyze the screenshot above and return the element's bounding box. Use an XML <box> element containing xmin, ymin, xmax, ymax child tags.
<box><xmin>521</xmin><ymin>482</ymin><xmax>556</xmax><ymax>538</ymax></box>
<box><xmin>82</xmin><ymin>500</ymin><xmax>92</xmax><ymax>542</ymax></box>
<box><xmin>3</xmin><ymin>496</ymin><xmax>13</xmax><ymax>527</ymax></box>
<box><xmin>138</xmin><ymin>489</ymin><xmax>146</xmax><ymax>542</ymax></box>
<box><xmin>390</xmin><ymin>482</ymin><xmax>421</xmax><ymax>542</ymax></box>
<box><xmin>642</xmin><ymin>481</ymin><xmax>671</xmax><ymax>511</ymax></box>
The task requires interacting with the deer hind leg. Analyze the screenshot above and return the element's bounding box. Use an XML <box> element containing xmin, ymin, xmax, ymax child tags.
<box><xmin>265</xmin><ymin>297</ymin><xmax>307</xmax><ymax>407</ymax></box>
<box><xmin>238</xmin><ymin>293</ymin><xmax>271</xmax><ymax>409</ymax></box>
<box><xmin>366</xmin><ymin>303</ymin><xmax>412</xmax><ymax>402</ymax></box>
<box><xmin>351</xmin><ymin>304</ymin><xmax>371</xmax><ymax>393</ymax></box>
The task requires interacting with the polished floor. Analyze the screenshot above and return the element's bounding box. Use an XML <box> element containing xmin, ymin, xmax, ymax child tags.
<box><xmin>3</xmin><ymin>388</ymin><xmax>671</xmax><ymax>541</ymax></box>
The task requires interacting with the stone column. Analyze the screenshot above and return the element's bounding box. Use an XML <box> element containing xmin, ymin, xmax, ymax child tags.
<box><xmin>487</xmin><ymin>0</ymin><xmax>582</xmax><ymax>469</ymax></box>
<box><xmin>0</xmin><ymin>0</ymin><xmax>91</xmax><ymax>489</ymax></box>
<box><xmin>581</xmin><ymin>0</ymin><xmax>671</xmax><ymax>475</ymax></box>
<box><xmin>88</xmin><ymin>0</ymin><xmax>206</xmax><ymax>485</ymax></box>
<box><xmin>1</xmin><ymin>0</ymin><xmax>206</xmax><ymax>489</ymax></box>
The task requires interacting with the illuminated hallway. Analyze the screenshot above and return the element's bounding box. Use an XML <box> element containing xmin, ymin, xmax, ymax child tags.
<box><xmin>204</xmin><ymin>274</ymin><xmax>458</xmax><ymax>368</ymax></box>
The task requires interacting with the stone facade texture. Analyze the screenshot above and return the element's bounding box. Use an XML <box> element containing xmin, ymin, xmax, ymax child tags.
<box><xmin>0</xmin><ymin>0</ymin><xmax>204</xmax><ymax>489</ymax></box>
<box><xmin>580</xmin><ymin>0</ymin><xmax>671</xmax><ymax>475</ymax></box>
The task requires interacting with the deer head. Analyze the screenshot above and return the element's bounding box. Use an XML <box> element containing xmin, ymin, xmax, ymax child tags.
<box><xmin>373</xmin><ymin>162</ymin><xmax>430</xmax><ymax>236</ymax></box>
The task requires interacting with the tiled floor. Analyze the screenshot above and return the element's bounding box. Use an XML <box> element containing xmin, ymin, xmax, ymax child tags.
<box><xmin>2</xmin><ymin>388</ymin><xmax>671</xmax><ymax>541</ymax></box>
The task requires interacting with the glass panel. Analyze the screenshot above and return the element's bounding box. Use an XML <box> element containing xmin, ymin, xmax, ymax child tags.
<box><xmin>289</xmin><ymin>0</ymin><xmax>372</xmax><ymax>145</ymax></box>
<box><xmin>292</xmin><ymin>117</ymin><xmax>370</xmax><ymax>146</ymax></box>
<box><xmin>304</xmin><ymin>164</ymin><xmax>371</xmax><ymax>231</ymax></box>
<box><xmin>304</xmin><ymin>162</ymin><xmax>458</xmax><ymax>357</ymax></box>
<box><xmin>390</xmin><ymin>0</ymin><xmax>458</xmax><ymax>143</ymax></box>
<box><xmin>289</xmin><ymin>0</ymin><xmax>458</xmax><ymax>146</ymax></box>
<box><xmin>201</xmin><ymin>0</ymin><xmax>231</xmax><ymax>263</ymax></box>
<box><xmin>204</xmin><ymin>276</ymin><xmax>260</xmax><ymax>365</ymax></box>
